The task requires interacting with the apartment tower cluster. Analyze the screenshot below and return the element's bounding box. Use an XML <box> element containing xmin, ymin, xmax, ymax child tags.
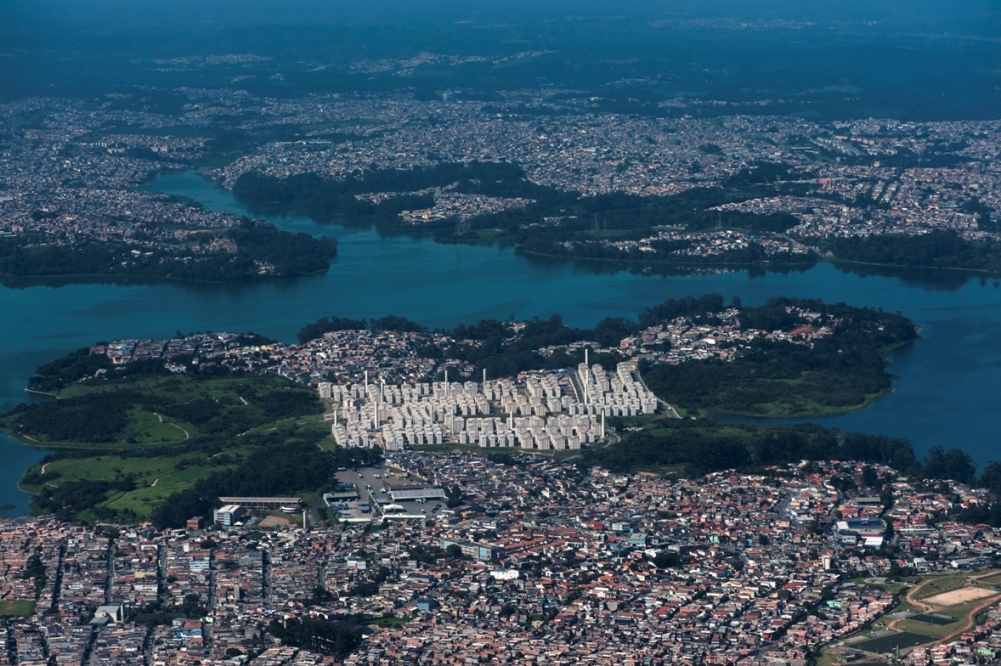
<box><xmin>320</xmin><ymin>361</ymin><xmax>658</xmax><ymax>452</ymax></box>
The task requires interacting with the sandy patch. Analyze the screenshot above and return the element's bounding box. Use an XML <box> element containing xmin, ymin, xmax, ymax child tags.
<box><xmin>924</xmin><ymin>586</ymin><xmax>999</xmax><ymax>607</ymax></box>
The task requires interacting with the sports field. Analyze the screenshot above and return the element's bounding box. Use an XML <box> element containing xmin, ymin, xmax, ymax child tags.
<box><xmin>259</xmin><ymin>515</ymin><xmax>294</xmax><ymax>528</ymax></box>
<box><xmin>855</xmin><ymin>631</ymin><xmax>934</xmax><ymax>654</ymax></box>
<box><xmin>911</xmin><ymin>613</ymin><xmax>956</xmax><ymax>626</ymax></box>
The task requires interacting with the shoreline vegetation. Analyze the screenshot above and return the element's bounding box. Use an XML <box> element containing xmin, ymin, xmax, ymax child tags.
<box><xmin>0</xmin><ymin>221</ymin><xmax>338</xmax><ymax>285</ymax></box>
<box><xmin>230</xmin><ymin>163</ymin><xmax>1001</xmax><ymax>279</ymax></box>
<box><xmin>0</xmin><ymin>294</ymin><xmax>922</xmax><ymax>524</ymax></box>
<box><xmin>515</xmin><ymin>246</ymin><xmax>817</xmax><ymax>275</ymax></box>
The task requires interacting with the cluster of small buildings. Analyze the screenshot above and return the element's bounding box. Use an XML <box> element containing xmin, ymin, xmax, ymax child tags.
<box><xmin>0</xmin><ymin>97</ymin><xmax>249</xmax><ymax>262</ymax></box>
<box><xmin>4</xmin><ymin>91</ymin><xmax>998</xmax><ymax>261</ymax></box>
<box><xmin>537</xmin><ymin>305</ymin><xmax>835</xmax><ymax>371</ymax></box>
<box><xmin>90</xmin><ymin>328</ymin><xmax>446</xmax><ymax>386</ymax></box>
<box><xmin>0</xmin><ymin>454</ymin><xmax>998</xmax><ymax>664</ymax></box>
<box><xmin>557</xmin><ymin>229</ymin><xmax>819</xmax><ymax>263</ymax></box>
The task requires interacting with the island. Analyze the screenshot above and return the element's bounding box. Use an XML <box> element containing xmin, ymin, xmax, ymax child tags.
<box><xmin>1</xmin><ymin>294</ymin><xmax>916</xmax><ymax>524</ymax></box>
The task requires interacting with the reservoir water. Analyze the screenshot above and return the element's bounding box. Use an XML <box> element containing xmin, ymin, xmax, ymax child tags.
<box><xmin>2</xmin><ymin>168</ymin><xmax>1001</xmax><ymax>501</ymax></box>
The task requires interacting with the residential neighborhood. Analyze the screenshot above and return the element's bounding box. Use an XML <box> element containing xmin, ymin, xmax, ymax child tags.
<box><xmin>2</xmin><ymin>455</ymin><xmax>1001</xmax><ymax>665</ymax></box>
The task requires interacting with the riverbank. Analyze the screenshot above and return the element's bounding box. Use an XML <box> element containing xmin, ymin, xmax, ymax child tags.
<box><xmin>517</xmin><ymin>246</ymin><xmax>817</xmax><ymax>274</ymax></box>
<box><xmin>0</xmin><ymin>433</ymin><xmax>53</xmax><ymax>518</ymax></box>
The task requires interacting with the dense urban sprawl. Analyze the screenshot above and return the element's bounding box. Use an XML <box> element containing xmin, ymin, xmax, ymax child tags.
<box><xmin>2</xmin><ymin>89</ymin><xmax>999</xmax><ymax>272</ymax></box>
<box><xmin>2</xmin><ymin>455</ymin><xmax>1001</xmax><ymax>665</ymax></box>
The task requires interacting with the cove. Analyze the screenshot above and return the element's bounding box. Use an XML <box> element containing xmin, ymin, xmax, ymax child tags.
<box><xmin>0</xmin><ymin>433</ymin><xmax>54</xmax><ymax>517</ymax></box>
<box><xmin>1</xmin><ymin>168</ymin><xmax>1001</xmax><ymax>477</ymax></box>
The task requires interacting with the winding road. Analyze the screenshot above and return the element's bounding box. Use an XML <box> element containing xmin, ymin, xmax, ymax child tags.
<box><xmin>883</xmin><ymin>571</ymin><xmax>1001</xmax><ymax>652</ymax></box>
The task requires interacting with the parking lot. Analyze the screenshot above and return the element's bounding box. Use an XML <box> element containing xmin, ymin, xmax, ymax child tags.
<box><xmin>331</xmin><ymin>467</ymin><xmax>444</xmax><ymax>521</ymax></box>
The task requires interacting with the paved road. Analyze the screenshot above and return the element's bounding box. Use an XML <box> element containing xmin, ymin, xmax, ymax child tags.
<box><xmin>635</xmin><ymin>369</ymin><xmax>680</xmax><ymax>418</ymax></box>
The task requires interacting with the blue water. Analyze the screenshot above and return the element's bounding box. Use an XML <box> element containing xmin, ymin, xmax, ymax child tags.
<box><xmin>2</xmin><ymin>168</ymin><xmax>1001</xmax><ymax>487</ymax></box>
<box><xmin>0</xmin><ymin>434</ymin><xmax>53</xmax><ymax>517</ymax></box>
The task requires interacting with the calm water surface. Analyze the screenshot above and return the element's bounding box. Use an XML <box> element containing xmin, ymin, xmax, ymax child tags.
<box><xmin>1</xmin><ymin>169</ymin><xmax>1000</xmax><ymax>497</ymax></box>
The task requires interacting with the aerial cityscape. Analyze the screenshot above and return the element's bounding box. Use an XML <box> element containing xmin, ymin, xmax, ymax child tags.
<box><xmin>3</xmin><ymin>0</ymin><xmax>1001</xmax><ymax>665</ymax></box>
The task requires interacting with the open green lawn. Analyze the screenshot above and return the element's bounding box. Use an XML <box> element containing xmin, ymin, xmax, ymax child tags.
<box><xmin>4</xmin><ymin>365</ymin><xmax>361</xmax><ymax>526</ymax></box>
<box><xmin>914</xmin><ymin>574</ymin><xmax>973</xmax><ymax>601</ymax></box>
<box><xmin>21</xmin><ymin>448</ymin><xmax>247</xmax><ymax>520</ymax></box>
<box><xmin>0</xmin><ymin>600</ymin><xmax>36</xmax><ymax>617</ymax></box>
<box><xmin>975</xmin><ymin>573</ymin><xmax>1001</xmax><ymax>586</ymax></box>
<box><xmin>102</xmin><ymin>459</ymin><xmax>242</xmax><ymax>518</ymax></box>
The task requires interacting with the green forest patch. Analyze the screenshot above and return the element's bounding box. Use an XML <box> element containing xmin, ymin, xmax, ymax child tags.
<box><xmin>1</xmin><ymin>370</ymin><xmax>382</xmax><ymax>526</ymax></box>
<box><xmin>1</xmin><ymin>374</ymin><xmax>321</xmax><ymax>448</ymax></box>
<box><xmin>641</xmin><ymin>296</ymin><xmax>918</xmax><ymax>418</ymax></box>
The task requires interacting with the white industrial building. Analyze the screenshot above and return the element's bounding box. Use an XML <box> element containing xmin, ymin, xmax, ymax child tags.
<box><xmin>213</xmin><ymin>505</ymin><xmax>243</xmax><ymax>527</ymax></box>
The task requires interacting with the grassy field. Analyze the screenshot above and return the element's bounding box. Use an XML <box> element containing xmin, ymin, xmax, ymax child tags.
<box><xmin>913</xmin><ymin>574</ymin><xmax>972</xmax><ymax>601</ymax></box>
<box><xmin>20</xmin><ymin>448</ymin><xmax>247</xmax><ymax>521</ymax></box>
<box><xmin>3</xmin><ymin>373</ymin><xmax>318</xmax><ymax>449</ymax></box>
<box><xmin>854</xmin><ymin>631</ymin><xmax>935</xmax><ymax>654</ymax></box>
<box><xmin>896</xmin><ymin>597</ymin><xmax>997</xmax><ymax>639</ymax></box>
<box><xmin>7</xmin><ymin>371</ymin><xmax>331</xmax><ymax>522</ymax></box>
<box><xmin>0</xmin><ymin>600</ymin><xmax>36</xmax><ymax>617</ymax></box>
<box><xmin>975</xmin><ymin>572</ymin><xmax>1001</xmax><ymax>587</ymax></box>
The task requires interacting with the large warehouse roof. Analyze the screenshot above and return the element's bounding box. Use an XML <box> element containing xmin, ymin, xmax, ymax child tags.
<box><xmin>389</xmin><ymin>488</ymin><xmax>448</xmax><ymax>501</ymax></box>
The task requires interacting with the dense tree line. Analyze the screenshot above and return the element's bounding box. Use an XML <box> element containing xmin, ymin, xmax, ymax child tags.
<box><xmin>297</xmin><ymin>314</ymin><xmax>426</xmax><ymax>343</ymax></box>
<box><xmin>4</xmin><ymin>391</ymin><xmax>138</xmax><ymax>443</ymax></box>
<box><xmin>150</xmin><ymin>433</ymin><xmax>332</xmax><ymax>528</ymax></box>
<box><xmin>232</xmin><ymin>162</ymin><xmax>526</xmax><ymax>220</ymax></box>
<box><xmin>955</xmin><ymin>459</ymin><xmax>1001</xmax><ymax>526</ymax></box>
<box><xmin>829</xmin><ymin>230</ymin><xmax>1001</xmax><ymax>274</ymax></box>
<box><xmin>33</xmin><ymin>477</ymin><xmax>138</xmax><ymax>523</ymax></box>
<box><xmin>149</xmin><ymin>428</ymin><xmax>380</xmax><ymax>529</ymax></box>
<box><xmin>297</xmin><ymin>317</ymin><xmax>368</xmax><ymax>343</ymax></box>
<box><xmin>642</xmin><ymin>296</ymin><xmax>918</xmax><ymax>416</ymax></box>
<box><xmin>0</xmin><ymin>222</ymin><xmax>337</xmax><ymax>283</ymax></box>
<box><xmin>5</xmin><ymin>373</ymin><xmax>324</xmax><ymax>445</ymax></box>
<box><xmin>15</xmin><ymin>420</ymin><xmax>380</xmax><ymax>526</ymax></box>
<box><xmin>27</xmin><ymin>347</ymin><xmax>115</xmax><ymax>393</ymax></box>
<box><xmin>579</xmin><ymin>419</ymin><xmax>973</xmax><ymax>482</ymax></box>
